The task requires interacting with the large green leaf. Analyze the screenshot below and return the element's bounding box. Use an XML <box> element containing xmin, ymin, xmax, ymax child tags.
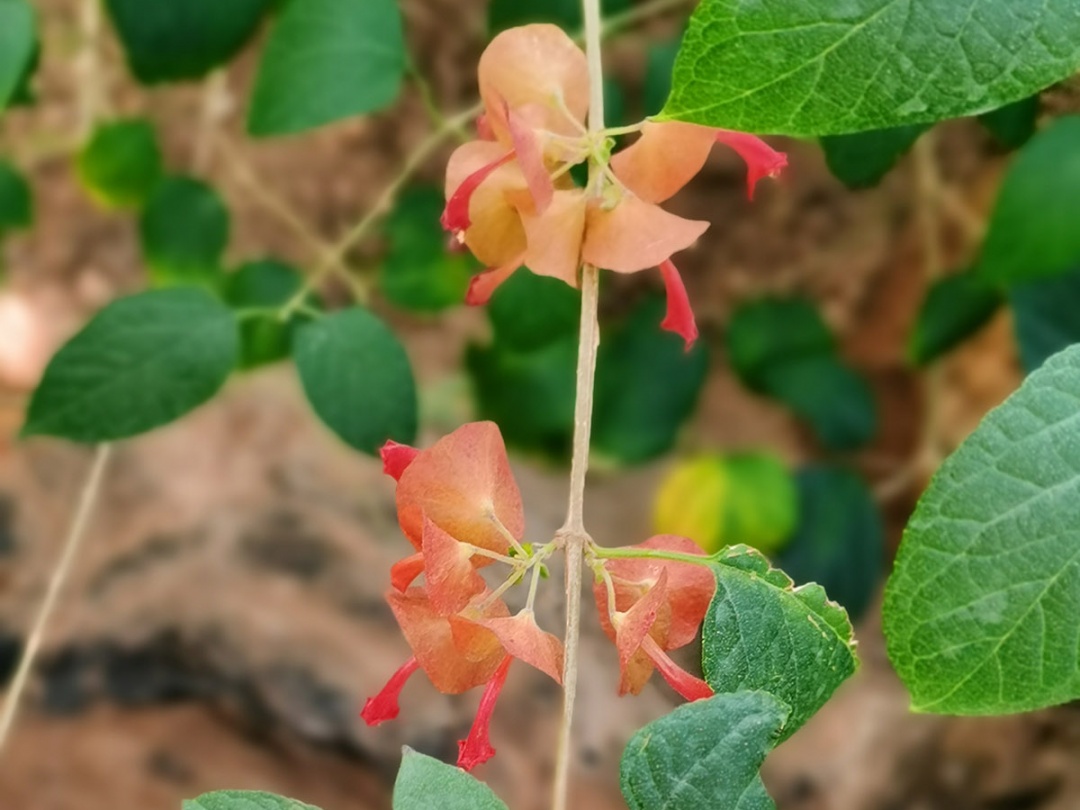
<box><xmin>661</xmin><ymin>0</ymin><xmax>1080</xmax><ymax>136</ymax></box>
<box><xmin>393</xmin><ymin>748</ymin><xmax>508</xmax><ymax>810</ymax></box>
<box><xmin>821</xmin><ymin>125</ymin><xmax>928</xmax><ymax>189</ymax></box>
<box><xmin>293</xmin><ymin>307</ymin><xmax>417</xmax><ymax>455</ymax></box>
<box><xmin>0</xmin><ymin>160</ymin><xmax>31</xmax><ymax>235</ymax></box>
<box><xmin>976</xmin><ymin>117</ymin><xmax>1080</xmax><ymax>285</ymax></box>
<box><xmin>184</xmin><ymin>791</ymin><xmax>319</xmax><ymax>810</ymax></box>
<box><xmin>77</xmin><ymin>118</ymin><xmax>163</xmax><ymax>210</ymax></box>
<box><xmin>620</xmin><ymin>691</ymin><xmax>788</xmax><ymax>810</ymax></box>
<box><xmin>0</xmin><ymin>0</ymin><xmax>34</xmax><ymax>109</ymax></box>
<box><xmin>884</xmin><ymin>343</ymin><xmax>1080</xmax><ymax>714</ymax></box>
<box><xmin>104</xmin><ymin>0</ymin><xmax>272</xmax><ymax>84</ymax></box>
<box><xmin>907</xmin><ymin>270</ymin><xmax>1003</xmax><ymax>366</ymax></box>
<box><xmin>1009</xmin><ymin>266</ymin><xmax>1080</xmax><ymax>373</ymax></box>
<box><xmin>249</xmin><ymin>0</ymin><xmax>405</xmax><ymax>136</ymax></box>
<box><xmin>704</xmin><ymin>546</ymin><xmax>857</xmax><ymax>739</ymax></box>
<box><xmin>140</xmin><ymin>177</ymin><xmax>230</xmax><ymax>287</ymax></box>
<box><xmin>23</xmin><ymin>289</ymin><xmax>238</xmax><ymax>442</ymax></box>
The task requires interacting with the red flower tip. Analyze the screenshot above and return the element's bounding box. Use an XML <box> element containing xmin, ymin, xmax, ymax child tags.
<box><xmin>658</xmin><ymin>259</ymin><xmax>698</xmax><ymax>351</ymax></box>
<box><xmin>390</xmin><ymin>553</ymin><xmax>425</xmax><ymax>592</ymax></box>
<box><xmin>465</xmin><ymin>259</ymin><xmax>520</xmax><ymax>306</ymax></box>
<box><xmin>714</xmin><ymin>130</ymin><xmax>787</xmax><ymax>201</ymax></box>
<box><xmin>361</xmin><ymin>656</ymin><xmax>420</xmax><ymax>726</ymax></box>
<box><xmin>457</xmin><ymin>656</ymin><xmax>512</xmax><ymax>771</ymax></box>
<box><xmin>641</xmin><ymin>636</ymin><xmax>714</xmax><ymax>702</ymax></box>
<box><xmin>441</xmin><ymin>151</ymin><xmax>515</xmax><ymax>238</ymax></box>
<box><xmin>381</xmin><ymin>440</ymin><xmax>419</xmax><ymax>481</ymax></box>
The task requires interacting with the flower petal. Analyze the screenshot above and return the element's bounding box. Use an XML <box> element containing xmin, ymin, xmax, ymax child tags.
<box><xmin>641</xmin><ymin>636</ymin><xmax>714</xmax><ymax>702</ymax></box>
<box><xmin>714</xmin><ymin>129</ymin><xmax>788</xmax><ymax>200</ymax></box>
<box><xmin>519</xmin><ymin>189</ymin><xmax>586</xmax><ymax>287</ymax></box>
<box><xmin>611</xmin><ymin>571</ymin><xmax>669</xmax><ymax>695</ymax></box>
<box><xmin>507</xmin><ymin>104</ymin><xmax>554</xmax><ymax>214</ymax></box>
<box><xmin>466</xmin><ymin>256</ymin><xmax>523</xmax><ymax>306</ymax></box>
<box><xmin>658</xmin><ymin>259</ymin><xmax>698</xmax><ymax>350</ymax></box>
<box><xmin>423</xmin><ymin>517</ymin><xmax>487</xmax><ymax>615</ymax></box>
<box><xmin>390</xmin><ymin>553</ymin><xmax>425</xmax><ymax>592</ymax></box>
<box><xmin>445</xmin><ymin>141</ymin><xmax>527</xmax><ymax>267</ymax></box>
<box><xmin>610</xmin><ymin>122</ymin><xmax>716</xmax><ymax>204</ymax></box>
<box><xmin>381</xmin><ymin>440</ymin><xmax>419</xmax><ymax>481</ymax></box>
<box><xmin>477</xmin><ymin>610</ymin><xmax>564</xmax><ymax>683</ymax></box>
<box><xmin>582</xmin><ymin>194</ymin><xmax>708</xmax><ymax>274</ymax></box>
<box><xmin>442</xmin><ymin>148</ymin><xmax>515</xmax><ymax>236</ymax></box>
<box><xmin>360</xmin><ymin>656</ymin><xmax>420</xmax><ymax>726</ymax></box>
<box><xmin>457</xmin><ymin>656</ymin><xmax>512</xmax><ymax>771</ymax></box>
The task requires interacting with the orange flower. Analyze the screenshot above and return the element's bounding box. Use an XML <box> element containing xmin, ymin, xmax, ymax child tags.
<box><xmin>443</xmin><ymin>24</ymin><xmax>787</xmax><ymax>349</ymax></box>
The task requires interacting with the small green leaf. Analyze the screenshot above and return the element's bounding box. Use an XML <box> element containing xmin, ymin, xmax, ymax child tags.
<box><xmin>977</xmin><ymin>116</ymin><xmax>1080</xmax><ymax>285</ymax></box>
<box><xmin>104</xmin><ymin>0</ymin><xmax>272</xmax><ymax>84</ymax></box>
<box><xmin>777</xmin><ymin>466</ymin><xmax>885</xmax><ymax>621</ymax></box>
<box><xmin>661</xmin><ymin>0</ymin><xmax>1080</xmax><ymax>137</ymax></box>
<box><xmin>487</xmin><ymin>270</ymin><xmax>580</xmax><ymax>352</ymax></box>
<box><xmin>393</xmin><ymin>748</ymin><xmax>508</xmax><ymax>810</ymax></box>
<box><xmin>643</xmin><ymin>36</ymin><xmax>682</xmax><ymax>118</ymax></box>
<box><xmin>23</xmin><ymin>289</ymin><xmax>238</xmax><ymax>442</ymax></box>
<box><xmin>979</xmin><ymin>95</ymin><xmax>1040</xmax><ymax>150</ymax></box>
<box><xmin>249</xmin><ymin>0</ymin><xmax>405</xmax><ymax>137</ymax></box>
<box><xmin>224</xmin><ymin>259</ymin><xmax>317</xmax><ymax>370</ymax></box>
<box><xmin>907</xmin><ymin>270</ymin><xmax>1003</xmax><ymax>366</ymax></box>
<box><xmin>77</xmin><ymin>118</ymin><xmax>163</xmax><ymax>209</ymax></box>
<box><xmin>0</xmin><ymin>160</ymin><xmax>31</xmax><ymax>235</ymax></box>
<box><xmin>0</xmin><ymin>0</ymin><xmax>34</xmax><ymax>109</ymax></box>
<box><xmin>380</xmin><ymin>186</ymin><xmax>473</xmax><ymax>313</ymax></box>
<box><xmin>726</xmin><ymin>297</ymin><xmax>834</xmax><ymax>389</ymax></box>
<box><xmin>884</xmin><ymin>343</ymin><xmax>1080</xmax><ymax>714</ymax></box>
<box><xmin>488</xmin><ymin>0</ymin><xmax>629</xmax><ymax>32</ymax></box>
<box><xmin>704</xmin><ymin>546</ymin><xmax>858</xmax><ymax>739</ymax></box>
<box><xmin>821</xmin><ymin>125</ymin><xmax>928</xmax><ymax>189</ymax></box>
<box><xmin>183</xmin><ymin>791</ymin><xmax>320</xmax><ymax>810</ymax></box>
<box><xmin>140</xmin><ymin>176</ymin><xmax>230</xmax><ymax>287</ymax></box>
<box><xmin>8</xmin><ymin>33</ymin><xmax>38</xmax><ymax>106</ymax></box>
<box><xmin>620</xmin><ymin>691</ymin><xmax>788</xmax><ymax>810</ymax></box>
<box><xmin>1009</xmin><ymin>265</ymin><xmax>1080</xmax><ymax>373</ymax></box>
<box><xmin>293</xmin><ymin>307</ymin><xmax>417</xmax><ymax>455</ymax></box>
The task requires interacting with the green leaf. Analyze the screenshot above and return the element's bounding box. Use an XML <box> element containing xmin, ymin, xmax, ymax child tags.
<box><xmin>487</xmin><ymin>270</ymin><xmax>580</xmax><ymax>352</ymax></box>
<box><xmin>821</xmin><ymin>125</ymin><xmax>928</xmax><ymax>189</ymax></box>
<box><xmin>140</xmin><ymin>176</ymin><xmax>229</xmax><ymax>287</ymax></box>
<box><xmin>907</xmin><ymin>270</ymin><xmax>1003</xmax><ymax>365</ymax></box>
<box><xmin>726</xmin><ymin>297</ymin><xmax>834</xmax><ymax>388</ymax></box>
<box><xmin>643</xmin><ymin>36</ymin><xmax>682</xmax><ymax>118</ymax></box>
<box><xmin>979</xmin><ymin>95</ymin><xmax>1040</xmax><ymax>150</ymax></box>
<box><xmin>77</xmin><ymin>118</ymin><xmax>163</xmax><ymax>209</ymax></box>
<box><xmin>0</xmin><ymin>0</ymin><xmax>34</xmax><ymax>109</ymax></box>
<box><xmin>393</xmin><ymin>748</ymin><xmax>508</xmax><ymax>810</ymax></box>
<box><xmin>249</xmin><ymin>0</ymin><xmax>405</xmax><ymax>137</ymax></box>
<box><xmin>704</xmin><ymin>546</ymin><xmax>858</xmax><ymax>739</ymax></box>
<box><xmin>661</xmin><ymin>0</ymin><xmax>1080</xmax><ymax>137</ymax></box>
<box><xmin>293</xmin><ymin>307</ymin><xmax>417</xmax><ymax>455</ymax></box>
<box><xmin>777</xmin><ymin>466</ymin><xmax>885</xmax><ymax>621</ymax></box>
<box><xmin>1010</xmin><ymin>266</ymin><xmax>1080</xmax><ymax>373</ymax></box>
<box><xmin>224</xmin><ymin>259</ymin><xmax>317</xmax><ymax>370</ymax></box>
<box><xmin>8</xmin><ymin>33</ymin><xmax>38</xmax><ymax>106</ymax></box>
<box><xmin>593</xmin><ymin>296</ymin><xmax>709</xmax><ymax>464</ymax></box>
<box><xmin>977</xmin><ymin>116</ymin><xmax>1080</xmax><ymax>285</ymax></box>
<box><xmin>104</xmin><ymin>0</ymin><xmax>272</xmax><ymax>84</ymax></box>
<box><xmin>488</xmin><ymin>0</ymin><xmax>630</xmax><ymax>33</ymax></box>
<box><xmin>620</xmin><ymin>691</ymin><xmax>788</xmax><ymax>810</ymax></box>
<box><xmin>884</xmin><ymin>342</ymin><xmax>1080</xmax><ymax>714</ymax></box>
<box><xmin>183</xmin><ymin>791</ymin><xmax>320</xmax><ymax>810</ymax></box>
<box><xmin>379</xmin><ymin>186</ymin><xmax>473</xmax><ymax>313</ymax></box>
<box><xmin>0</xmin><ymin>160</ymin><xmax>31</xmax><ymax>235</ymax></box>
<box><xmin>23</xmin><ymin>289</ymin><xmax>238</xmax><ymax>442</ymax></box>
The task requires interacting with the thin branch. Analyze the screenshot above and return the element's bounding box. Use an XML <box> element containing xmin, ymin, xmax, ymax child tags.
<box><xmin>191</xmin><ymin>71</ymin><xmax>232</xmax><ymax>175</ymax></box>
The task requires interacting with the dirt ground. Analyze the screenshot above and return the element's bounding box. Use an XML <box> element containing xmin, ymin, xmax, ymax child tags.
<box><xmin>2</xmin><ymin>1</ymin><xmax>1080</xmax><ymax>809</ymax></box>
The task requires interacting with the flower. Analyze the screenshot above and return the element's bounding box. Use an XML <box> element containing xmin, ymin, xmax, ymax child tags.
<box><xmin>443</xmin><ymin>24</ymin><xmax>787</xmax><ymax>349</ymax></box>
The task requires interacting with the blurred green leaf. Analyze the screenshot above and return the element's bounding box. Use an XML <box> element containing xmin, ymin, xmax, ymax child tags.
<box><xmin>380</xmin><ymin>186</ymin><xmax>472</xmax><ymax>313</ymax></box>
<box><xmin>249</xmin><ymin>0</ymin><xmax>405</xmax><ymax>136</ymax></box>
<box><xmin>643</xmin><ymin>36</ymin><xmax>682</xmax><ymax>118</ymax></box>
<box><xmin>488</xmin><ymin>0</ymin><xmax>630</xmax><ymax>32</ymax></box>
<box><xmin>979</xmin><ymin>95</ymin><xmax>1039</xmax><ymax>150</ymax></box>
<box><xmin>394</xmin><ymin>748</ymin><xmax>508</xmax><ymax>810</ymax></box>
<box><xmin>977</xmin><ymin>116</ymin><xmax>1080</xmax><ymax>285</ymax></box>
<box><xmin>1010</xmin><ymin>265</ymin><xmax>1080</xmax><ymax>373</ymax></box>
<box><xmin>23</xmin><ymin>289</ymin><xmax>238</xmax><ymax>442</ymax></box>
<box><xmin>0</xmin><ymin>0</ymin><xmax>34</xmax><ymax>109</ymax></box>
<box><xmin>77</xmin><ymin>118</ymin><xmax>163</xmax><ymax>209</ymax></box>
<box><xmin>184</xmin><ymin>791</ymin><xmax>319</xmax><ymax>810</ymax></box>
<box><xmin>0</xmin><ymin>160</ymin><xmax>31</xmax><ymax>235</ymax></box>
<box><xmin>821</xmin><ymin>125</ymin><xmax>927</xmax><ymax>189</ymax></box>
<box><xmin>487</xmin><ymin>270</ymin><xmax>580</xmax><ymax>352</ymax></box>
<box><xmin>8</xmin><ymin>36</ymin><xmax>38</xmax><ymax>106</ymax></box>
<box><xmin>726</xmin><ymin>297</ymin><xmax>834</xmax><ymax>389</ymax></box>
<box><xmin>224</xmin><ymin>259</ymin><xmax>318</xmax><ymax>370</ymax></box>
<box><xmin>907</xmin><ymin>270</ymin><xmax>1003</xmax><ymax>366</ymax></box>
<box><xmin>104</xmin><ymin>0</ymin><xmax>272</xmax><ymax>83</ymax></box>
<box><xmin>140</xmin><ymin>176</ymin><xmax>229</xmax><ymax>287</ymax></box>
<box><xmin>293</xmin><ymin>307</ymin><xmax>417</xmax><ymax>455</ymax></box>
<box><xmin>777</xmin><ymin>466</ymin><xmax>884</xmax><ymax>621</ymax></box>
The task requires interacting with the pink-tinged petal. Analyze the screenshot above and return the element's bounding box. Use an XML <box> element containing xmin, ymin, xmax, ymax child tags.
<box><xmin>611</xmin><ymin>122</ymin><xmax>716</xmax><ymax>204</ymax></box>
<box><xmin>457</xmin><ymin>656</ymin><xmax>512</xmax><ymax>771</ymax></box>
<box><xmin>583</xmin><ymin>194</ymin><xmax>709</xmax><ymax>274</ymax></box>
<box><xmin>446</xmin><ymin>142</ymin><xmax>528</xmax><ymax>267</ymax></box>
<box><xmin>612</xmin><ymin>571</ymin><xmax>669</xmax><ymax>695</ymax></box>
<box><xmin>478</xmin><ymin>25</ymin><xmax>588</xmax><ymax>141</ymax></box>
<box><xmin>442</xmin><ymin>150</ymin><xmax>515</xmax><ymax>236</ymax></box>
<box><xmin>658</xmin><ymin>259</ymin><xmax>698</xmax><ymax>350</ymax></box>
<box><xmin>714</xmin><ymin>130</ymin><xmax>787</xmax><ymax>200</ymax></box>
<box><xmin>423</xmin><ymin>518</ymin><xmax>486</xmax><ymax>615</ymax></box>
<box><xmin>466</xmin><ymin>255</ymin><xmax>524</xmax><ymax>306</ymax></box>
<box><xmin>381</xmin><ymin>440</ymin><xmax>419</xmax><ymax>481</ymax></box>
<box><xmin>641</xmin><ymin>636</ymin><xmax>714</xmax><ymax>702</ymax></box>
<box><xmin>396</xmin><ymin>422</ymin><xmax>525</xmax><ymax>556</ymax></box>
<box><xmin>476</xmin><ymin>113</ymin><xmax>495</xmax><ymax>141</ymax></box>
<box><xmin>478</xmin><ymin>610</ymin><xmax>564</xmax><ymax>683</ymax></box>
<box><xmin>360</xmin><ymin>656</ymin><xmax>420</xmax><ymax>726</ymax></box>
<box><xmin>506</xmin><ymin>104</ymin><xmax>554</xmax><ymax>214</ymax></box>
<box><xmin>390</xmin><ymin>553</ymin><xmax>425</xmax><ymax>592</ymax></box>
<box><xmin>519</xmin><ymin>189</ymin><xmax>586</xmax><ymax>287</ymax></box>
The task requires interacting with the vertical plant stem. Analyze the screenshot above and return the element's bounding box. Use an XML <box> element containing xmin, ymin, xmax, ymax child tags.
<box><xmin>0</xmin><ymin>444</ymin><xmax>112</xmax><ymax>753</ymax></box>
<box><xmin>553</xmin><ymin>0</ymin><xmax>606</xmax><ymax>807</ymax></box>
<box><xmin>75</xmin><ymin>0</ymin><xmax>105</xmax><ymax>140</ymax></box>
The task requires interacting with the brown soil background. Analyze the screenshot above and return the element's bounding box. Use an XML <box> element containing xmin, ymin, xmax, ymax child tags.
<box><xmin>2</xmin><ymin>1</ymin><xmax>1080</xmax><ymax>809</ymax></box>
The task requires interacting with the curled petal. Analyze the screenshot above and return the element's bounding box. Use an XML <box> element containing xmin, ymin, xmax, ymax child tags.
<box><xmin>390</xmin><ymin>553</ymin><xmax>425</xmax><ymax>592</ymax></box>
<box><xmin>641</xmin><ymin>636</ymin><xmax>714</xmax><ymax>702</ymax></box>
<box><xmin>610</xmin><ymin>122</ymin><xmax>716</xmax><ymax>204</ymax></box>
<box><xmin>714</xmin><ymin>129</ymin><xmax>787</xmax><ymax>200</ymax></box>
<box><xmin>457</xmin><ymin>656</ymin><xmax>512</xmax><ymax>771</ymax></box>
<box><xmin>466</xmin><ymin>256</ymin><xmax>523</xmax><ymax>306</ymax></box>
<box><xmin>361</xmin><ymin>656</ymin><xmax>420</xmax><ymax>726</ymax></box>
<box><xmin>519</xmin><ymin>189</ymin><xmax>586</xmax><ymax>288</ymax></box>
<box><xmin>582</xmin><ymin>194</ymin><xmax>708</xmax><ymax>274</ymax></box>
<box><xmin>381</xmin><ymin>440</ymin><xmax>419</xmax><ymax>481</ymax></box>
<box><xmin>478</xmin><ymin>610</ymin><xmax>564</xmax><ymax>683</ymax></box>
<box><xmin>423</xmin><ymin>518</ymin><xmax>486</xmax><ymax>615</ymax></box>
<box><xmin>612</xmin><ymin>571</ymin><xmax>669</xmax><ymax>695</ymax></box>
<box><xmin>446</xmin><ymin>141</ymin><xmax>528</xmax><ymax>267</ymax></box>
<box><xmin>442</xmin><ymin>149</ymin><xmax>515</xmax><ymax>236</ymax></box>
<box><xmin>658</xmin><ymin>259</ymin><xmax>698</xmax><ymax>350</ymax></box>
<box><xmin>506</xmin><ymin>104</ymin><xmax>554</xmax><ymax>214</ymax></box>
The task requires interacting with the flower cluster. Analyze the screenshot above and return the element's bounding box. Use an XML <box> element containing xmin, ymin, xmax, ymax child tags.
<box><xmin>443</xmin><ymin>24</ymin><xmax>787</xmax><ymax>349</ymax></box>
<box><xmin>362</xmin><ymin>422</ymin><xmax>718</xmax><ymax>771</ymax></box>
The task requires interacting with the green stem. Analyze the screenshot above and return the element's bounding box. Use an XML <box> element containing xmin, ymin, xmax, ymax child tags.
<box><xmin>591</xmin><ymin>544</ymin><xmax>716</xmax><ymax>566</ymax></box>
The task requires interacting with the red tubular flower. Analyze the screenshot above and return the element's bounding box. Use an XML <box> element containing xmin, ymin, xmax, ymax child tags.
<box><xmin>360</xmin><ymin>656</ymin><xmax>420</xmax><ymax>726</ymax></box>
<box><xmin>380</xmin><ymin>440</ymin><xmax>420</xmax><ymax>481</ymax></box>
<box><xmin>457</xmin><ymin>655</ymin><xmax>512</xmax><ymax>770</ymax></box>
